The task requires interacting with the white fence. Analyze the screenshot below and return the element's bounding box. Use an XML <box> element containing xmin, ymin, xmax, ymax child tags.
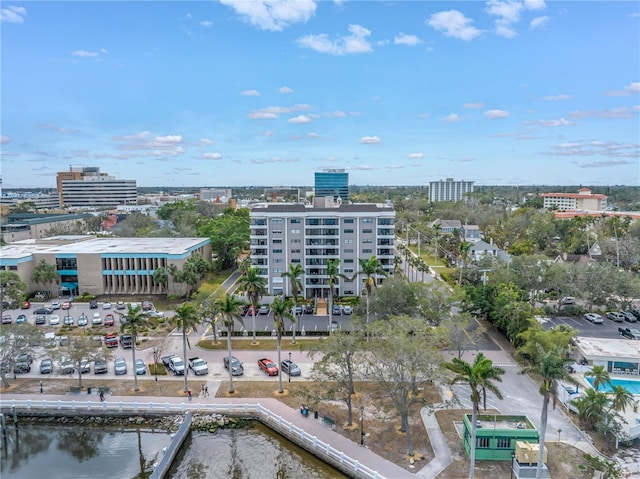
<box><xmin>0</xmin><ymin>399</ymin><xmax>383</xmax><ymax>479</ymax></box>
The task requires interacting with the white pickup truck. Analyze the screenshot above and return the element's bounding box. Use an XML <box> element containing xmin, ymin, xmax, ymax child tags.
<box><xmin>161</xmin><ymin>355</ymin><xmax>185</xmax><ymax>375</ymax></box>
<box><xmin>188</xmin><ymin>357</ymin><xmax>209</xmax><ymax>375</ymax></box>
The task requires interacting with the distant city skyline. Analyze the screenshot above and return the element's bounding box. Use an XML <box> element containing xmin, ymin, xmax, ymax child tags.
<box><xmin>1</xmin><ymin>1</ymin><xmax>639</xmax><ymax>188</ymax></box>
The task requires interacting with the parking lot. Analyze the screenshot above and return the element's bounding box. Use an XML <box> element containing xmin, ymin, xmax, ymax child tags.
<box><xmin>542</xmin><ymin>314</ymin><xmax>630</xmax><ymax>339</ymax></box>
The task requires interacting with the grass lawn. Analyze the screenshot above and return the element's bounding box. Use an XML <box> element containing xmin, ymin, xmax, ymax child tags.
<box><xmin>198</xmin><ymin>337</ymin><xmax>328</xmax><ymax>351</ymax></box>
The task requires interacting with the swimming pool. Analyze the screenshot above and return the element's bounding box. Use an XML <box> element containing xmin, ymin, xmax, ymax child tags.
<box><xmin>586</xmin><ymin>377</ymin><xmax>640</xmax><ymax>395</ymax></box>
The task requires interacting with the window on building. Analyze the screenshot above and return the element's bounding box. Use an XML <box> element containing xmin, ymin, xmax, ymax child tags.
<box><xmin>274</xmin><ymin>259</ymin><xmax>283</xmax><ymax>264</ymax></box>
<box><xmin>344</xmin><ymin>268</ymin><xmax>354</xmax><ymax>274</ymax></box>
<box><xmin>291</xmin><ymin>238</ymin><xmax>301</xmax><ymax>244</ymax></box>
<box><xmin>363</xmin><ymin>239</ymin><xmax>373</xmax><ymax>243</ymax></box>
<box><xmin>271</xmin><ymin>218</ymin><xmax>283</xmax><ymax>224</ymax></box>
<box><xmin>291</xmin><ymin>229</ymin><xmax>301</xmax><ymax>234</ymax></box>
<box><xmin>272</xmin><ymin>239</ymin><xmax>282</xmax><ymax>244</ymax></box>
<box><xmin>344</xmin><ymin>219</ymin><xmax>354</xmax><ymax>224</ymax></box>
<box><xmin>344</xmin><ymin>229</ymin><xmax>354</xmax><ymax>234</ymax></box>
<box><xmin>290</xmin><ymin>219</ymin><xmax>301</xmax><ymax>224</ymax></box>
<box><xmin>291</xmin><ymin>249</ymin><xmax>301</xmax><ymax>254</ymax></box>
<box><xmin>291</xmin><ymin>259</ymin><xmax>301</xmax><ymax>263</ymax></box>
<box><xmin>272</xmin><ymin>249</ymin><xmax>283</xmax><ymax>253</ymax></box>
<box><xmin>273</xmin><ymin>268</ymin><xmax>283</xmax><ymax>273</ymax></box>
<box><xmin>8</xmin><ymin>265</ymin><xmax>18</xmax><ymax>271</ymax></box>
<box><xmin>362</xmin><ymin>229</ymin><xmax>373</xmax><ymax>233</ymax></box>
<box><xmin>496</xmin><ymin>438</ymin><xmax>511</xmax><ymax>449</ymax></box>
<box><xmin>362</xmin><ymin>218</ymin><xmax>373</xmax><ymax>223</ymax></box>
<box><xmin>344</xmin><ymin>239</ymin><xmax>353</xmax><ymax>244</ymax></box>
<box><xmin>344</xmin><ymin>259</ymin><xmax>354</xmax><ymax>263</ymax></box>
<box><xmin>344</xmin><ymin>249</ymin><xmax>354</xmax><ymax>253</ymax></box>
<box><xmin>476</xmin><ymin>437</ymin><xmax>490</xmax><ymax>448</ymax></box>
<box><xmin>363</xmin><ymin>249</ymin><xmax>372</xmax><ymax>253</ymax></box>
<box><xmin>272</xmin><ymin>229</ymin><xmax>283</xmax><ymax>234</ymax></box>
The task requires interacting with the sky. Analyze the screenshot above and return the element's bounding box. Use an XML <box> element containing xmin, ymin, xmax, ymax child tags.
<box><xmin>1</xmin><ymin>1</ymin><xmax>639</xmax><ymax>189</ymax></box>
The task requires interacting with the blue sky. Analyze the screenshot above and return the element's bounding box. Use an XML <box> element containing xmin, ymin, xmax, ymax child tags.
<box><xmin>1</xmin><ymin>1</ymin><xmax>639</xmax><ymax>189</ymax></box>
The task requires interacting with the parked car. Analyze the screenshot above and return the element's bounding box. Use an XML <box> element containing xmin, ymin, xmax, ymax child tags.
<box><xmin>142</xmin><ymin>301</ymin><xmax>152</xmax><ymax>311</ymax></box>
<box><xmin>303</xmin><ymin>304</ymin><xmax>314</xmax><ymax>314</ymax></box>
<box><xmin>257</xmin><ymin>358</ymin><xmax>279</xmax><ymax>376</ymax></box>
<box><xmin>116</xmin><ymin>301</ymin><xmax>126</xmax><ymax>310</ymax></box>
<box><xmin>259</xmin><ymin>305</ymin><xmax>270</xmax><ymax>315</ymax></box>
<box><xmin>293</xmin><ymin>305</ymin><xmax>303</xmax><ymax>315</ymax></box>
<box><xmin>280</xmin><ymin>359</ymin><xmax>301</xmax><ymax>376</ymax></box>
<box><xmin>61</xmin><ymin>301</ymin><xmax>71</xmax><ymax>310</ymax></box>
<box><xmin>94</xmin><ymin>358</ymin><xmax>108</xmax><ymax>374</ymax></box>
<box><xmin>104</xmin><ymin>333</ymin><xmax>119</xmax><ymax>348</ymax></box>
<box><xmin>223</xmin><ymin>356</ymin><xmax>244</xmax><ymax>376</ymax></box>
<box><xmin>114</xmin><ymin>357</ymin><xmax>127</xmax><ymax>375</ymax></box>
<box><xmin>92</xmin><ymin>312</ymin><xmax>102</xmax><ymax>325</ymax></box>
<box><xmin>34</xmin><ymin>307</ymin><xmax>53</xmax><ymax>315</ymax></box>
<box><xmin>622</xmin><ymin>311</ymin><xmax>638</xmax><ymax>323</ymax></box>
<box><xmin>20</xmin><ymin>301</ymin><xmax>31</xmax><ymax>309</ymax></box>
<box><xmin>332</xmin><ymin>305</ymin><xmax>342</xmax><ymax>316</ymax></box>
<box><xmin>2</xmin><ymin>315</ymin><xmax>12</xmax><ymax>324</ymax></box>
<box><xmin>245</xmin><ymin>305</ymin><xmax>255</xmax><ymax>316</ymax></box>
<box><xmin>331</xmin><ymin>320</ymin><xmax>341</xmax><ymax>332</ymax></box>
<box><xmin>63</xmin><ymin>315</ymin><xmax>74</xmax><ymax>326</ymax></box>
<box><xmin>60</xmin><ymin>357</ymin><xmax>75</xmax><ymax>374</ymax></box>
<box><xmin>102</xmin><ymin>302</ymin><xmax>112</xmax><ymax>310</ymax></box>
<box><xmin>147</xmin><ymin>310</ymin><xmax>165</xmax><ymax>319</ymax></box>
<box><xmin>342</xmin><ymin>305</ymin><xmax>353</xmax><ymax>315</ymax></box>
<box><xmin>49</xmin><ymin>314</ymin><xmax>60</xmax><ymax>325</ymax></box>
<box><xmin>559</xmin><ymin>297</ymin><xmax>576</xmax><ymax>305</ymax></box>
<box><xmin>89</xmin><ymin>300</ymin><xmax>98</xmax><ymax>309</ymax></box>
<box><xmin>50</xmin><ymin>301</ymin><xmax>61</xmax><ymax>310</ymax></box>
<box><xmin>59</xmin><ymin>335</ymin><xmax>70</xmax><ymax>346</ymax></box>
<box><xmin>135</xmin><ymin>359</ymin><xmax>147</xmax><ymax>375</ymax></box>
<box><xmin>16</xmin><ymin>314</ymin><xmax>27</xmax><ymax>324</ymax></box>
<box><xmin>618</xmin><ymin>327</ymin><xmax>640</xmax><ymax>340</ymax></box>
<box><xmin>631</xmin><ymin>310</ymin><xmax>640</xmax><ymax>320</ymax></box>
<box><xmin>605</xmin><ymin>311</ymin><xmax>625</xmax><ymax>322</ymax></box>
<box><xmin>77</xmin><ymin>314</ymin><xmax>88</xmax><ymax>326</ymax></box>
<box><xmin>120</xmin><ymin>334</ymin><xmax>133</xmax><ymax>349</ymax></box>
<box><xmin>80</xmin><ymin>360</ymin><xmax>91</xmax><ymax>374</ymax></box>
<box><xmin>14</xmin><ymin>353</ymin><xmax>33</xmax><ymax>373</ymax></box>
<box><xmin>584</xmin><ymin>313</ymin><xmax>604</xmax><ymax>324</ymax></box>
<box><xmin>35</xmin><ymin>315</ymin><xmax>46</xmax><ymax>325</ymax></box>
<box><xmin>40</xmin><ymin>358</ymin><xmax>53</xmax><ymax>374</ymax></box>
<box><xmin>104</xmin><ymin>314</ymin><xmax>115</xmax><ymax>326</ymax></box>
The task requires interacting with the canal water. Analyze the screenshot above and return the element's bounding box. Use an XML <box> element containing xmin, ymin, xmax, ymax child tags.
<box><xmin>0</xmin><ymin>421</ymin><xmax>345</xmax><ymax>479</ymax></box>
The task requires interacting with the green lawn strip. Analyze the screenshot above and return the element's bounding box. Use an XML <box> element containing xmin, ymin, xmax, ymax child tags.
<box><xmin>198</xmin><ymin>337</ymin><xmax>326</xmax><ymax>351</ymax></box>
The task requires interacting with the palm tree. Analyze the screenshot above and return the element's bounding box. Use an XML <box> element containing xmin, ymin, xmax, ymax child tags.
<box><xmin>609</xmin><ymin>385</ymin><xmax>634</xmax><ymax>413</ymax></box>
<box><xmin>458</xmin><ymin>241</ymin><xmax>472</xmax><ymax>285</ymax></box>
<box><xmin>326</xmin><ymin>259</ymin><xmax>348</xmax><ymax>336</ymax></box>
<box><xmin>238</xmin><ymin>267</ymin><xmax>267</xmax><ymax>344</ymax></box>
<box><xmin>586</xmin><ymin>365</ymin><xmax>611</xmax><ymax>391</ymax></box>
<box><xmin>215</xmin><ymin>293</ymin><xmax>244</xmax><ymax>394</ymax></box>
<box><xmin>199</xmin><ymin>298</ymin><xmax>221</xmax><ymax>344</ymax></box>
<box><xmin>281</xmin><ymin>263</ymin><xmax>304</xmax><ymax>344</ymax></box>
<box><xmin>31</xmin><ymin>259</ymin><xmax>59</xmax><ymax>298</ymax></box>
<box><xmin>572</xmin><ymin>388</ymin><xmax>610</xmax><ymax>431</ymax></box>
<box><xmin>444</xmin><ymin>352</ymin><xmax>505</xmax><ymax>479</ymax></box>
<box><xmin>521</xmin><ymin>347</ymin><xmax>576</xmax><ymax>479</ymax></box>
<box><xmin>358</xmin><ymin>256</ymin><xmax>387</xmax><ymax>330</ymax></box>
<box><xmin>173</xmin><ymin>302</ymin><xmax>200</xmax><ymax>392</ymax></box>
<box><xmin>118</xmin><ymin>304</ymin><xmax>149</xmax><ymax>392</ymax></box>
<box><xmin>271</xmin><ymin>296</ymin><xmax>294</xmax><ymax>394</ymax></box>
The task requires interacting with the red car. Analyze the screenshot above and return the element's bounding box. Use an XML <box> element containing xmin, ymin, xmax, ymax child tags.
<box><xmin>104</xmin><ymin>314</ymin><xmax>115</xmax><ymax>326</ymax></box>
<box><xmin>61</xmin><ymin>301</ymin><xmax>71</xmax><ymax>310</ymax></box>
<box><xmin>104</xmin><ymin>333</ymin><xmax>118</xmax><ymax>348</ymax></box>
<box><xmin>257</xmin><ymin>358</ymin><xmax>279</xmax><ymax>376</ymax></box>
<box><xmin>20</xmin><ymin>301</ymin><xmax>30</xmax><ymax>309</ymax></box>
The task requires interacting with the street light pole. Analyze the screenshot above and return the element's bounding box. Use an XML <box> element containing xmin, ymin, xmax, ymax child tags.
<box><xmin>510</xmin><ymin>451</ymin><xmax>515</xmax><ymax>479</ymax></box>
<box><xmin>360</xmin><ymin>406</ymin><xmax>365</xmax><ymax>446</ymax></box>
<box><xmin>288</xmin><ymin>351</ymin><xmax>291</xmax><ymax>384</ymax></box>
<box><xmin>153</xmin><ymin>350</ymin><xmax>158</xmax><ymax>382</ymax></box>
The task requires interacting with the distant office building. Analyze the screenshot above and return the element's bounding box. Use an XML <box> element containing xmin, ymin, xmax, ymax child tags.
<box><xmin>541</xmin><ymin>188</ymin><xmax>607</xmax><ymax>211</ymax></box>
<box><xmin>315</xmin><ymin>169</ymin><xmax>349</xmax><ymax>202</ymax></box>
<box><xmin>200</xmin><ymin>188</ymin><xmax>232</xmax><ymax>203</ymax></box>
<box><xmin>429</xmin><ymin>178</ymin><xmax>474</xmax><ymax>202</ymax></box>
<box><xmin>249</xmin><ymin>198</ymin><xmax>394</xmax><ymax>298</ymax></box>
<box><xmin>57</xmin><ymin>167</ymin><xmax>137</xmax><ymax>208</ymax></box>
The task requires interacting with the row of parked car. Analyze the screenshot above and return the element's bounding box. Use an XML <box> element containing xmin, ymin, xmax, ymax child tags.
<box><xmin>222</xmin><ymin>355</ymin><xmax>301</xmax><ymax>377</ymax></box>
<box><xmin>584</xmin><ymin>310</ymin><xmax>640</xmax><ymax>324</ymax></box>
<box><xmin>36</xmin><ymin>357</ymin><xmax>147</xmax><ymax>375</ymax></box>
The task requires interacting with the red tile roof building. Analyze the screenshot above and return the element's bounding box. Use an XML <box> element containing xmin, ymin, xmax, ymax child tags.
<box><xmin>540</xmin><ymin>188</ymin><xmax>607</xmax><ymax>211</ymax></box>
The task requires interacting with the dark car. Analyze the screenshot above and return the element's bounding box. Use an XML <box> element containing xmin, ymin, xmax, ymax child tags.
<box><xmin>35</xmin><ymin>315</ymin><xmax>46</xmax><ymax>325</ymax></box>
<box><xmin>332</xmin><ymin>305</ymin><xmax>342</xmax><ymax>316</ymax></box>
<box><xmin>623</xmin><ymin>311</ymin><xmax>638</xmax><ymax>323</ymax></box>
<box><xmin>40</xmin><ymin>358</ymin><xmax>53</xmax><ymax>374</ymax></box>
<box><xmin>142</xmin><ymin>300</ymin><xmax>153</xmax><ymax>311</ymax></box>
<box><xmin>303</xmin><ymin>304</ymin><xmax>314</xmax><ymax>314</ymax></box>
<box><xmin>223</xmin><ymin>356</ymin><xmax>244</xmax><ymax>376</ymax></box>
<box><xmin>280</xmin><ymin>359</ymin><xmax>301</xmax><ymax>376</ymax></box>
<box><xmin>34</xmin><ymin>307</ymin><xmax>53</xmax><ymax>315</ymax></box>
<box><xmin>94</xmin><ymin>358</ymin><xmax>108</xmax><ymax>374</ymax></box>
<box><xmin>259</xmin><ymin>305</ymin><xmax>270</xmax><ymax>315</ymax></box>
<box><xmin>89</xmin><ymin>300</ymin><xmax>98</xmax><ymax>309</ymax></box>
<box><xmin>14</xmin><ymin>353</ymin><xmax>33</xmax><ymax>373</ymax></box>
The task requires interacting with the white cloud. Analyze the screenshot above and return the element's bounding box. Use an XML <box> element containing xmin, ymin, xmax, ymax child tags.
<box><xmin>288</xmin><ymin>115</ymin><xmax>312</xmax><ymax>124</ymax></box>
<box><xmin>197</xmin><ymin>138</ymin><xmax>215</xmax><ymax>145</ymax></box>
<box><xmin>247</xmin><ymin>104</ymin><xmax>312</xmax><ymax>120</ymax></box>
<box><xmin>220</xmin><ymin>0</ymin><xmax>316</xmax><ymax>32</ymax></box>
<box><xmin>201</xmin><ymin>152</ymin><xmax>222</xmax><ymax>160</ymax></box>
<box><xmin>444</xmin><ymin>113</ymin><xmax>460</xmax><ymax>123</ymax></box>
<box><xmin>524</xmin><ymin>0</ymin><xmax>546</xmax><ymax>10</ymax></box>
<box><xmin>530</xmin><ymin>16</ymin><xmax>549</xmax><ymax>29</ymax></box>
<box><xmin>39</xmin><ymin>123</ymin><xmax>79</xmax><ymax>133</ymax></box>
<box><xmin>533</xmin><ymin>118</ymin><xmax>575</xmax><ymax>127</ymax></box>
<box><xmin>351</xmin><ymin>164</ymin><xmax>375</xmax><ymax>170</ymax></box>
<box><xmin>486</xmin><ymin>0</ymin><xmax>547</xmax><ymax>38</ymax></box>
<box><xmin>427</xmin><ymin>10</ymin><xmax>481</xmax><ymax>41</ymax></box>
<box><xmin>278</xmin><ymin>86</ymin><xmax>293</xmax><ymax>94</ymax></box>
<box><xmin>605</xmin><ymin>82</ymin><xmax>640</xmax><ymax>96</ymax></box>
<box><xmin>464</xmin><ymin>102</ymin><xmax>485</xmax><ymax>109</ymax></box>
<box><xmin>550</xmin><ymin>140</ymin><xmax>639</xmax><ymax>159</ymax></box>
<box><xmin>387</xmin><ymin>165</ymin><xmax>404</xmax><ymax>169</ymax></box>
<box><xmin>1</xmin><ymin>5</ymin><xmax>26</xmax><ymax>23</ymax></box>
<box><xmin>485</xmin><ymin>109</ymin><xmax>510</xmax><ymax>119</ymax></box>
<box><xmin>307</xmin><ymin>132</ymin><xmax>319</xmax><ymax>138</ymax></box>
<box><xmin>542</xmin><ymin>94</ymin><xmax>572</xmax><ymax>101</ymax></box>
<box><xmin>569</xmin><ymin>107</ymin><xmax>637</xmax><ymax>119</ymax></box>
<box><xmin>359</xmin><ymin>136</ymin><xmax>382</xmax><ymax>144</ymax></box>
<box><xmin>200</xmin><ymin>20</ymin><xmax>214</xmax><ymax>27</ymax></box>
<box><xmin>112</xmin><ymin>131</ymin><xmax>185</xmax><ymax>156</ymax></box>
<box><xmin>297</xmin><ymin>24</ymin><xmax>373</xmax><ymax>55</ymax></box>
<box><xmin>72</xmin><ymin>50</ymin><xmax>102</xmax><ymax>58</ymax></box>
<box><xmin>394</xmin><ymin>33</ymin><xmax>422</xmax><ymax>46</ymax></box>
<box><xmin>406</xmin><ymin>152</ymin><xmax>424</xmax><ymax>159</ymax></box>
<box><xmin>242</xmin><ymin>89</ymin><xmax>260</xmax><ymax>96</ymax></box>
<box><xmin>325</xmin><ymin>110</ymin><xmax>346</xmax><ymax>118</ymax></box>
<box><xmin>0</xmin><ymin>135</ymin><xmax>11</xmax><ymax>144</ymax></box>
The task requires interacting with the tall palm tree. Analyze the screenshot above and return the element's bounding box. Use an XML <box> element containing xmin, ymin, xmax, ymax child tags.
<box><xmin>281</xmin><ymin>263</ymin><xmax>304</xmax><ymax>344</ymax></box>
<box><xmin>358</xmin><ymin>256</ymin><xmax>387</xmax><ymax>330</ymax></box>
<box><xmin>445</xmin><ymin>352</ymin><xmax>505</xmax><ymax>479</ymax></box>
<box><xmin>609</xmin><ymin>384</ymin><xmax>634</xmax><ymax>413</ymax></box>
<box><xmin>271</xmin><ymin>296</ymin><xmax>294</xmax><ymax>394</ymax></box>
<box><xmin>458</xmin><ymin>241</ymin><xmax>472</xmax><ymax>285</ymax></box>
<box><xmin>326</xmin><ymin>259</ymin><xmax>348</xmax><ymax>336</ymax></box>
<box><xmin>215</xmin><ymin>293</ymin><xmax>244</xmax><ymax>394</ymax></box>
<box><xmin>238</xmin><ymin>267</ymin><xmax>267</xmax><ymax>344</ymax></box>
<box><xmin>173</xmin><ymin>302</ymin><xmax>200</xmax><ymax>392</ymax></box>
<box><xmin>586</xmin><ymin>365</ymin><xmax>611</xmax><ymax>391</ymax></box>
<box><xmin>521</xmin><ymin>347</ymin><xmax>576</xmax><ymax>479</ymax></box>
<box><xmin>118</xmin><ymin>304</ymin><xmax>149</xmax><ymax>392</ymax></box>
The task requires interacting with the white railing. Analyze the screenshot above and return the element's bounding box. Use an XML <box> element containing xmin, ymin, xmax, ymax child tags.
<box><xmin>0</xmin><ymin>399</ymin><xmax>383</xmax><ymax>479</ymax></box>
